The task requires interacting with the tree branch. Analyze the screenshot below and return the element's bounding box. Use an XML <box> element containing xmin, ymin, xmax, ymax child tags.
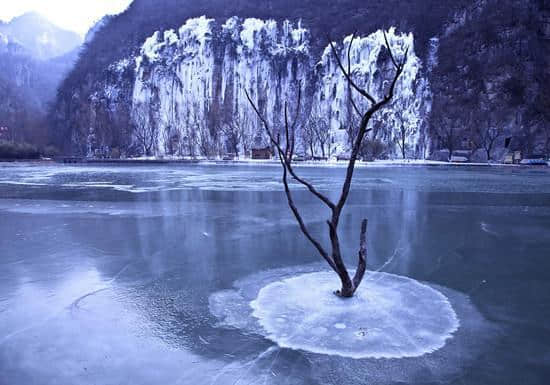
<box><xmin>280</xmin><ymin>148</ymin><xmax>336</xmax><ymax>271</ymax></box>
<box><xmin>289</xmin><ymin>85</ymin><xmax>302</xmax><ymax>159</ymax></box>
<box><xmin>333</xmin><ymin>35</ymin><xmax>408</xmax><ymax>222</ymax></box>
<box><xmin>245</xmin><ymin>88</ymin><xmax>337</xmax><ymax>210</ymax></box>
<box><xmin>348</xmin><ymin>94</ymin><xmax>363</xmax><ymax>117</ymax></box>
<box><xmin>383</xmin><ymin>31</ymin><xmax>398</xmax><ymax>70</ymax></box>
<box><xmin>326</xmin><ymin>220</ymin><xmax>352</xmax><ymax>290</ymax></box>
<box><xmin>353</xmin><ymin>219</ymin><xmax>368</xmax><ymax>288</ymax></box>
<box><xmin>245</xmin><ymin>88</ymin><xmax>337</xmax><ymax>270</ymax></box>
<box><xmin>328</xmin><ymin>35</ymin><xmax>376</xmax><ymax>105</ymax></box>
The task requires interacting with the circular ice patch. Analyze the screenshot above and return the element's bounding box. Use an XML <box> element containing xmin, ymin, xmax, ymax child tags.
<box><xmin>250</xmin><ymin>271</ymin><xmax>459</xmax><ymax>359</ymax></box>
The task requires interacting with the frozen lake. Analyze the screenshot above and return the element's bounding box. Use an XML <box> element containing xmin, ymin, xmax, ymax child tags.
<box><xmin>1</xmin><ymin>163</ymin><xmax>550</xmax><ymax>384</ymax></box>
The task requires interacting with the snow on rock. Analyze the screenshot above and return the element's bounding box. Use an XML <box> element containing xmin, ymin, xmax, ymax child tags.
<box><xmin>250</xmin><ymin>271</ymin><xmax>459</xmax><ymax>359</ymax></box>
<box><xmin>313</xmin><ymin>28</ymin><xmax>427</xmax><ymax>156</ymax></box>
<box><xmin>131</xmin><ymin>17</ymin><xmax>430</xmax><ymax>158</ymax></box>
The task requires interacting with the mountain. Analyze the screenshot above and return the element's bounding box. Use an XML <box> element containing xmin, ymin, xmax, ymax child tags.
<box><xmin>0</xmin><ymin>14</ymin><xmax>82</xmax><ymax>146</ymax></box>
<box><xmin>85</xmin><ymin>16</ymin><xmax>114</xmax><ymax>45</ymax></box>
<box><xmin>0</xmin><ymin>12</ymin><xmax>81</xmax><ymax>60</ymax></box>
<box><xmin>51</xmin><ymin>0</ymin><xmax>550</xmax><ymax>159</ymax></box>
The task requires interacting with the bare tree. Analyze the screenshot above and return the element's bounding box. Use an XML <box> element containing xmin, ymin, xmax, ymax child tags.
<box><xmin>301</xmin><ymin>120</ymin><xmax>316</xmax><ymax>158</ymax></box>
<box><xmin>394</xmin><ymin>109</ymin><xmax>412</xmax><ymax>160</ymax></box>
<box><xmin>221</xmin><ymin>121</ymin><xmax>241</xmax><ymax>157</ymax></box>
<box><xmin>221</xmin><ymin>112</ymin><xmax>251</xmax><ymax>158</ymax></box>
<box><xmin>474</xmin><ymin>115</ymin><xmax>503</xmax><ymax>161</ymax></box>
<box><xmin>516</xmin><ymin>115</ymin><xmax>540</xmax><ymax>157</ymax></box>
<box><xmin>190</xmin><ymin>102</ymin><xmax>218</xmax><ymax>158</ymax></box>
<box><xmin>434</xmin><ymin>117</ymin><xmax>459</xmax><ymax>161</ymax></box>
<box><xmin>133</xmin><ymin>102</ymin><xmax>156</xmax><ymax>156</ymax></box>
<box><xmin>197</xmin><ymin>120</ymin><xmax>216</xmax><ymax>158</ymax></box>
<box><xmin>245</xmin><ymin>32</ymin><xmax>407</xmax><ymax>297</ymax></box>
<box><xmin>544</xmin><ymin>126</ymin><xmax>550</xmax><ymax>159</ymax></box>
<box><xmin>310</xmin><ymin>112</ymin><xmax>332</xmax><ymax>158</ymax></box>
<box><xmin>182</xmin><ymin>125</ymin><xmax>197</xmax><ymax>158</ymax></box>
<box><xmin>397</xmin><ymin>121</ymin><xmax>407</xmax><ymax>159</ymax></box>
<box><xmin>531</xmin><ymin>89</ymin><xmax>550</xmax><ymax>159</ymax></box>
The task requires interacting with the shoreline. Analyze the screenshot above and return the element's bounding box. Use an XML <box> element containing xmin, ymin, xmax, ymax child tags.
<box><xmin>1</xmin><ymin>157</ymin><xmax>548</xmax><ymax>168</ymax></box>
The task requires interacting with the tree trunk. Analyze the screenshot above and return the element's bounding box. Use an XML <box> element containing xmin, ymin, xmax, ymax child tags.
<box><xmin>401</xmin><ymin>127</ymin><xmax>406</xmax><ymax>159</ymax></box>
<box><xmin>330</xmin><ymin>219</ymin><xmax>368</xmax><ymax>298</ymax></box>
<box><xmin>233</xmin><ymin>141</ymin><xmax>239</xmax><ymax>158</ymax></box>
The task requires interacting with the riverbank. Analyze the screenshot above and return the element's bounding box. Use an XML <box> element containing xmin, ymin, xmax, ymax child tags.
<box><xmin>1</xmin><ymin>157</ymin><xmax>548</xmax><ymax>168</ymax></box>
<box><xmin>60</xmin><ymin>157</ymin><xmax>548</xmax><ymax>168</ymax></box>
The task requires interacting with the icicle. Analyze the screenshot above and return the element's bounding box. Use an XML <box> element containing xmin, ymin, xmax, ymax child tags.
<box><xmin>131</xmin><ymin>17</ymin><xmax>430</xmax><ymax>159</ymax></box>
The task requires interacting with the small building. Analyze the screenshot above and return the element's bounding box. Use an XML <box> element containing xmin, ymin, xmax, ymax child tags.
<box><xmin>450</xmin><ymin>150</ymin><xmax>470</xmax><ymax>163</ymax></box>
<box><xmin>337</xmin><ymin>152</ymin><xmax>351</xmax><ymax>161</ymax></box>
<box><xmin>450</xmin><ymin>155</ymin><xmax>468</xmax><ymax>163</ymax></box>
<box><xmin>520</xmin><ymin>153</ymin><xmax>547</xmax><ymax>165</ymax></box>
<box><xmin>251</xmin><ymin>147</ymin><xmax>271</xmax><ymax>160</ymax></box>
<box><xmin>503</xmin><ymin>153</ymin><xmax>514</xmax><ymax>164</ymax></box>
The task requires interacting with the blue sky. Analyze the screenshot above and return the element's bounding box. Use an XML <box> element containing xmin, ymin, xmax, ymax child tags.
<box><xmin>0</xmin><ymin>0</ymin><xmax>133</xmax><ymax>35</ymax></box>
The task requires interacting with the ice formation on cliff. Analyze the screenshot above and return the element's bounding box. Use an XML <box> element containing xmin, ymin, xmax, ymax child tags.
<box><xmin>132</xmin><ymin>16</ymin><xmax>430</xmax><ymax>158</ymax></box>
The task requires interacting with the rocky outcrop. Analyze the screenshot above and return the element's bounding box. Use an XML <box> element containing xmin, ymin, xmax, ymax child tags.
<box><xmin>72</xmin><ymin>17</ymin><xmax>429</xmax><ymax>158</ymax></box>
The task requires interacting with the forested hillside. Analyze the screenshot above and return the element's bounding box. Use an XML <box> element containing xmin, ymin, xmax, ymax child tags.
<box><xmin>0</xmin><ymin>14</ymin><xmax>81</xmax><ymax>149</ymax></box>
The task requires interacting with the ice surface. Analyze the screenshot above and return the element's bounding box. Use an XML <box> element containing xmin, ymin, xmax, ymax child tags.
<box><xmin>2</xmin><ymin>163</ymin><xmax>547</xmax><ymax>384</ymax></box>
<box><xmin>210</xmin><ymin>266</ymin><xmax>459</xmax><ymax>359</ymax></box>
<box><xmin>250</xmin><ymin>271</ymin><xmax>459</xmax><ymax>359</ymax></box>
<box><xmin>208</xmin><ymin>264</ymin><xmax>501</xmax><ymax>383</ymax></box>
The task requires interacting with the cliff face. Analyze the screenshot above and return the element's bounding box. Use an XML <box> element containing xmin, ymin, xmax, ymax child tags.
<box><xmin>51</xmin><ymin>0</ymin><xmax>548</xmax><ymax>159</ymax></box>
<box><xmin>124</xmin><ymin>17</ymin><xmax>427</xmax><ymax>158</ymax></box>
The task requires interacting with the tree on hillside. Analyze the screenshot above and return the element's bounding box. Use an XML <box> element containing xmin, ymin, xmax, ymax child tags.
<box><xmin>473</xmin><ymin>107</ymin><xmax>503</xmax><ymax>161</ymax></box>
<box><xmin>544</xmin><ymin>127</ymin><xmax>550</xmax><ymax>160</ymax></box>
<box><xmin>197</xmin><ymin>118</ymin><xmax>217</xmax><ymax>158</ymax></box>
<box><xmin>245</xmin><ymin>32</ymin><xmax>408</xmax><ymax>297</ymax></box>
<box><xmin>192</xmin><ymin>101</ymin><xmax>219</xmax><ymax>158</ymax></box>
<box><xmin>530</xmin><ymin>86</ymin><xmax>550</xmax><ymax>158</ymax></box>
<box><xmin>301</xmin><ymin>118</ymin><xmax>317</xmax><ymax>158</ymax></box>
<box><xmin>394</xmin><ymin>109</ymin><xmax>413</xmax><ymax>160</ymax></box>
<box><xmin>434</xmin><ymin>121</ymin><xmax>458</xmax><ymax>161</ymax></box>
<box><xmin>305</xmin><ymin>107</ymin><xmax>332</xmax><ymax>158</ymax></box>
<box><xmin>133</xmin><ymin>102</ymin><xmax>157</xmax><ymax>156</ymax></box>
<box><xmin>221</xmin><ymin>111</ymin><xmax>252</xmax><ymax>158</ymax></box>
<box><xmin>476</xmin><ymin>124</ymin><xmax>503</xmax><ymax>161</ymax></box>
